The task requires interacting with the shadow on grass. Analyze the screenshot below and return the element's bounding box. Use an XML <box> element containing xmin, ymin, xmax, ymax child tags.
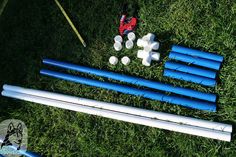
<box><xmin>0</xmin><ymin>0</ymin><xmax>128</xmax><ymax>115</ymax></box>
<box><xmin>230</xmin><ymin>121</ymin><xmax>236</xmax><ymax>141</ymax></box>
<box><xmin>156</xmin><ymin>30</ymin><xmax>174</xmax><ymax>60</ymax></box>
<box><xmin>0</xmin><ymin>1</ymin><xmax>134</xmax><ymax>155</ymax></box>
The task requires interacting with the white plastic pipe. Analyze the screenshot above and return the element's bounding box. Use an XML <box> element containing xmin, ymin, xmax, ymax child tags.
<box><xmin>3</xmin><ymin>85</ymin><xmax>232</xmax><ymax>133</ymax></box>
<box><xmin>1</xmin><ymin>90</ymin><xmax>231</xmax><ymax>141</ymax></box>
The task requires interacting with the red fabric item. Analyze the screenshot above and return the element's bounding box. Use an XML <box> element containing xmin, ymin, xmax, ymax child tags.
<box><xmin>119</xmin><ymin>15</ymin><xmax>137</xmax><ymax>36</ymax></box>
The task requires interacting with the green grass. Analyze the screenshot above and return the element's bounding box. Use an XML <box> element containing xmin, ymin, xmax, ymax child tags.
<box><xmin>0</xmin><ymin>0</ymin><xmax>236</xmax><ymax>156</ymax></box>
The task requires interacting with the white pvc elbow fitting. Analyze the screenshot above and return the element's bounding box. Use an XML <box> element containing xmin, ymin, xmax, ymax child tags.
<box><xmin>137</xmin><ymin>50</ymin><xmax>160</xmax><ymax>66</ymax></box>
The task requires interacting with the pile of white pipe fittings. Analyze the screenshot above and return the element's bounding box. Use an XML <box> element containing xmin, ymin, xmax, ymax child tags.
<box><xmin>110</xmin><ymin>32</ymin><xmax>136</xmax><ymax>66</ymax></box>
<box><xmin>137</xmin><ymin>33</ymin><xmax>160</xmax><ymax>66</ymax></box>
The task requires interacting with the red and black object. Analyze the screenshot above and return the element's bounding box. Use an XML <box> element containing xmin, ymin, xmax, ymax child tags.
<box><xmin>119</xmin><ymin>3</ymin><xmax>138</xmax><ymax>36</ymax></box>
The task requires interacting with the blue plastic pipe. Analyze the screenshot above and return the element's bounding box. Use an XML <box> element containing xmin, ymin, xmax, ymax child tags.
<box><xmin>172</xmin><ymin>45</ymin><xmax>224</xmax><ymax>62</ymax></box>
<box><xmin>40</xmin><ymin>69</ymin><xmax>216</xmax><ymax>111</ymax></box>
<box><xmin>164</xmin><ymin>69</ymin><xmax>216</xmax><ymax>87</ymax></box>
<box><xmin>42</xmin><ymin>59</ymin><xmax>216</xmax><ymax>102</ymax></box>
<box><xmin>169</xmin><ymin>52</ymin><xmax>221</xmax><ymax>70</ymax></box>
<box><xmin>164</xmin><ymin>61</ymin><xmax>217</xmax><ymax>79</ymax></box>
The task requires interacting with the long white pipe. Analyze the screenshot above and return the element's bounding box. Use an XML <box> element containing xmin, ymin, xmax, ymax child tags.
<box><xmin>1</xmin><ymin>90</ymin><xmax>231</xmax><ymax>142</ymax></box>
<box><xmin>3</xmin><ymin>84</ymin><xmax>232</xmax><ymax>132</ymax></box>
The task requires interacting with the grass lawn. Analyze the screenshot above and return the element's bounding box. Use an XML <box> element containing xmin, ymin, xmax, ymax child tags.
<box><xmin>0</xmin><ymin>0</ymin><xmax>236</xmax><ymax>156</ymax></box>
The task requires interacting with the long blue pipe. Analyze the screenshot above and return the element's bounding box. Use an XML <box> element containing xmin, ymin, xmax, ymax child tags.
<box><xmin>164</xmin><ymin>69</ymin><xmax>216</xmax><ymax>87</ymax></box>
<box><xmin>169</xmin><ymin>52</ymin><xmax>221</xmax><ymax>70</ymax></box>
<box><xmin>164</xmin><ymin>61</ymin><xmax>217</xmax><ymax>79</ymax></box>
<box><xmin>40</xmin><ymin>69</ymin><xmax>216</xmax><ymax>112</ymax></box>
<box><xmin>172</xmin><ymin>45</ymin><xmax>224</xmax><ymax>62</ymax></box>
<box><xmin>42</xmin><ymin>59</ymin><xmax>216</xmax><ymax>102</ymax></box>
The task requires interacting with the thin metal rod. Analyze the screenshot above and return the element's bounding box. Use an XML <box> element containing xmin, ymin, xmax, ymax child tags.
<box><xmin>54</xmin><ymin>0</ymin><xmax>86</xmax><ymax>47</ymax></box>
<box><xmin>0</xmin><ymin>0</ymin><xmax>9</xmax><ymax>16</ymax></box>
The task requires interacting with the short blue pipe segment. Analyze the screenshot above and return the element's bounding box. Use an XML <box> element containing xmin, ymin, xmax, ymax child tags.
<box><xmin>172</xmin><ymin>45</ymin><xmax>224</xmax><ymax>62</ymax></box>
<box><xmin>164</xmin><ymin>61</ymin><xmax>217</xmax><ymax>79</ymax></box>
<box><xmin>40</xmin><ymin>69</ymin><xmax>216</xmax><ymax>112</ymax></box>
<box><xmin>42</xmin><ymin>59</ymin><xmax>216</xmax><ymax>102</ymax></box>
<box><xmin>169</xmin><ymin>52</ymin><xmax>221</xmax><ymax>70</ymax></box>
<box><xmin>164</xmin><ymin>69</ymin><xmax>216</xmax><ymax>87</ymax></box>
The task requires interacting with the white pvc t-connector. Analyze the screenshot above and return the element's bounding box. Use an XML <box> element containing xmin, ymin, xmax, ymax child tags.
<box><xmin>142</xmin><ymin>33</ymin><xmax>155</xmax><ymax>42</ymax></box>
<box><xmin>137</xmin><ymin>39</ymin><xmax>149</xmax><ymax>47</ymax></box>
<box><xmin>137</xmin><ymin>51</ymin><xmax>160</xmax><ymax>66</ymax></box>
<box><xmin>137</xmin><ymin>50</ymin><xmax>150</xmax><ymax>59</ymax></box>
<box><xmin>150</xmin><ymin>42</ymin><xmax>160</xmax><ymax>50</ymax></box>
<box><xmin>144</xmin><ymin>45</ymin><xmax>152</xmax><ymax>52</ymax></box>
